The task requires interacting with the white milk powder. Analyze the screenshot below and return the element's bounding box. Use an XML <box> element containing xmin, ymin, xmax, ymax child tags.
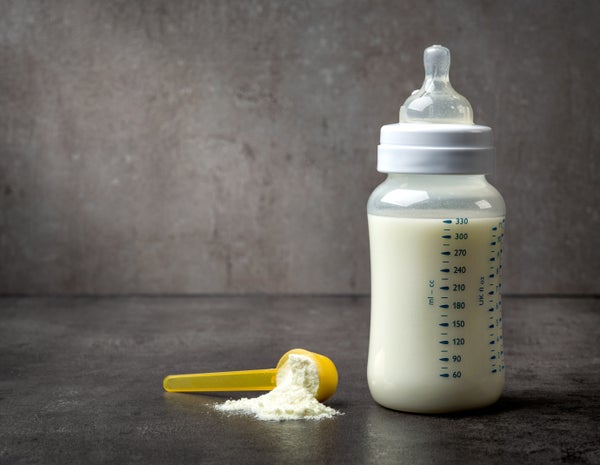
<box><xmin>215</xmin><ymin>354</ymin><xmax>340</xmax><ymax>421</ymax></box>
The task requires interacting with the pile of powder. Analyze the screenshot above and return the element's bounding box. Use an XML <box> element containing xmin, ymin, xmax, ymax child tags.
<box><xmin>215</xmin><ymin>353</ymin><xmax>341</xmax><ymax>421</ymax></box>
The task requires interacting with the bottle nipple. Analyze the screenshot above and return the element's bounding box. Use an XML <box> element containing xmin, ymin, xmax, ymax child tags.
<box><xmin>400</xmin><ymin>45</ymin><xmax>473</xmax><ymax>124</ymax></box>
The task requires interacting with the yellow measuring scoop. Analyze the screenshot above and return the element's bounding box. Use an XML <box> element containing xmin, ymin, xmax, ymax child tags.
<box><xmin>163</xmin><ymin>348</ymin><xmax>338</xmax><ymax>402</ymax></box>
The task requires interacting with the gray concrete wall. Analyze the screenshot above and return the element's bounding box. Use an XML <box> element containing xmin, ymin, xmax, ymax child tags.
<box><xmin>0</xmin><ymin>0</ymin><xmax>598</xmax><ymax>295</ymax></box>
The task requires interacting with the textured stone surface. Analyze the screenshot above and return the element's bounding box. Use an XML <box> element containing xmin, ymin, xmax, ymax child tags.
<box><xmin>0</xmin><ymin>296</ymin><xmax>599</xmax><ymax>464</ymax></box>
<box><xmin>0</xmin><ymin>1</ymin><xmax>598</xmax><ymax>294</ymax></box>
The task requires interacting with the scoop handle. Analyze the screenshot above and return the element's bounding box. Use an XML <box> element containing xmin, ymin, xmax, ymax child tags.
<box><xmin>163</xmin><ymin>368</ymin><xmax>278</xmax><ymax>393</ymax></box>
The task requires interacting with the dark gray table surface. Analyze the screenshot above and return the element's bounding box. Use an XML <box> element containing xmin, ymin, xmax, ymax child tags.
<box><xmin>1</xmin><ymin>296</ymin><xmax>599</xmax><ymax>464</ymax></box>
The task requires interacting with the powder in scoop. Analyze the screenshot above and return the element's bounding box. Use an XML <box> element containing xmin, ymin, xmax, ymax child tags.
<box><xmin>215</xmin><ymin>354</ymin><xmax>341</xmax><ymax>421</ymax></box>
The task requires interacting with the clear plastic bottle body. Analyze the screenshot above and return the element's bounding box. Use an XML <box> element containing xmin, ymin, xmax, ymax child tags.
<box><xmin>367</xmin><ymin>174</ymin><xmax>506</xmax><ymax>413</ymax></box>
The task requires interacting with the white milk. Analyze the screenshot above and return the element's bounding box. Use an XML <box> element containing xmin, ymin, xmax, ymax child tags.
<box><xmin>367</xmin><ymin>214</ymin><xmax>505</xmax><ymax>413</ymax></box>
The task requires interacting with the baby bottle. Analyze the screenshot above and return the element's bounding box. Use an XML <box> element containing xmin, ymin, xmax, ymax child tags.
<box><xmin>367</xmin><ymin>45</ymin><xmax>505</xmax><ymax>413</ymax></box>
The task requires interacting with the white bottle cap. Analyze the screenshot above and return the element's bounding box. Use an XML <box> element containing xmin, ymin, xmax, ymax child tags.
<box><xmin>378</xmin><ymin>45</ymin><xmax>495</xmax><ymax>174</ymax></box>
<box><xmin>378</xmin><ymin>123</ymin><xmax>495</xmax><ymax>174</ymax></box>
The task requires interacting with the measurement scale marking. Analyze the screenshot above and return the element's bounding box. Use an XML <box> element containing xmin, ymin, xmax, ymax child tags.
<box><xmin>437</xmin><ymin>218</ymin><xmax>503</xmax><ymax>382</ymax></box>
